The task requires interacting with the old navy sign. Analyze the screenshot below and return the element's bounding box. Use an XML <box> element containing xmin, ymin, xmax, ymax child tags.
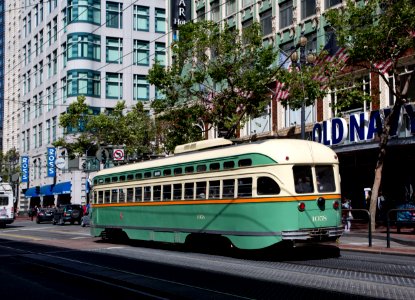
<box><xmin>171</xmin><ymin>0</ymin><xmax>191</xmax><ymax>29</ymax></box>
<box><xmin>312</xmin><ymin>105</ymin><xmax>415</xmax><ymax>146</ymax></box>
<box><xmin>21</xmin><ymin>156</ymin><xmax>29</xmax><ymax>183</ymax></box>
<box><xmin>47</xmin><ymin>147</ymin><xmax>56</xmax><ymax>177</ymax></box>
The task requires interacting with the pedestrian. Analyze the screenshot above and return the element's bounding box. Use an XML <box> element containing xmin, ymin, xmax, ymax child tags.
<box><xmin>377</xmin><ymin>191</ymin><xmax>386</xmax><ymax>223</ymax></box>
<box><xmin>342</xmin><ymin>197</ymin><xmax>353</xmax><ymax>232</ymax></box>
<box><xmin>31</xmin><ymin>206</ymin><xmax>38</xmax><ymax>221</ymax></box>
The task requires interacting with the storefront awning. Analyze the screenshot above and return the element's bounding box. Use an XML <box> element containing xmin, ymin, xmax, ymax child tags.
<box><xmin>40</xmin><ymin>185</ymin><xmax>54</xmax><ymax>196</ymax></box>
<box><xmin>25</xmin><ymin>187</ymin><xmax>39</xmax><ymax>198</ymax></box>
<box><xmin>52</xmin><ymin>181</ymin><xmax>72</xmax><ymax>195</ymax></box>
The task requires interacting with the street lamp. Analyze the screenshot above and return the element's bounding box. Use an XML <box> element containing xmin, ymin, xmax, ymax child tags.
<box><xmin>290</xmin><ymin>36</ymin><xmax>316</xmax><ymax>139</ymax></box>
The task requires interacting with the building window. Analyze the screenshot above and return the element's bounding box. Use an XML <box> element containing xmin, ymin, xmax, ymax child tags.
<box><xmin>325</xmin><ymin>0</ymin><xmax>342</xmax><ymax>9</ymax></box>
<box><xmin>62</xmin><ymin>77</ymin><xmax>67</xmax><ymax>103</ymax></box>
<box><xmin>155</xmin><ymin>8</ymin><xmax>165</xmax><ymax>33</ymax></box>
<box><xmin>260</xmin><ymin>9</ymin><xmax>272</xmax><ymax>36</ymax></box>
<box><xmin>53</xmin><ymin>50</ymin><xmax>58</xmax><ymax>75</ymax></box>
<box><xmin>106</xmin><ymin>73</ymin><xmax>123</xmax><ymax>99</ymax></box>
<box><xmin>133</xmin><ymin>5</ymin><xmax>149</xmax><ymax>31</ymax></box>
<box><xmin>67</xmin><ymin>0</ymin><xmax>101</xmax><ymax>25</ymax></box>
<box><xmin>226</xmin><ymin>0</ymin><xmax>236</xmax><ymax>16</ymax></box>
<box><xmin>302</xmin><ymin>0</ymin><xmax>316</xmax><ymax>20</ymax></box>
<box><xmin>211</xmin><ymin>1</ymin><xmax>220</xmax><ymax>22</ymax></box>
<box><xmin>388</xmin><ymin>64</ymin><xmax>415</xmax><ymax>105</ymax></box>
<box><xmin>242</xmin><ymin>0</ymin><xmax>254</xmax><ymax>7</ymax></box>
<box><xmin>53</xmin><ymin>16</ymin><xmax>57</xmax><ymax>42</ymax></box>
<box><xmin>52</xmin><ymin>117</ymin><xmax>57</xmax><ymax>142</ymax></box>
<box><xmin>106</xmin><ymin>37</ymin><xmax>123</xmax><ymax>64</ymax></box>
<box><xmin>133</xmin><ymin>40</ymin><xmax>149</xmax><ymax>66</ymax></box>
<box><xmin>38</xmin><ymin>123</ymin><xmax>43</xmax><ymax>147</ymax></box>
<box><xmin>133</xmin><ymin>74</ymin><xmax>149</xmax><ymax>101</ymax></box>
<box><xmin>155</xmin><ymin>42</ymin><xmax>166</xmax><ymax>65</ymax></box>
<box><xmin>331</xmin><ymin>74</ymin><xmax>371</xmax><ymax>116</ymax></box>
<box><xmin>280</xmin><ymin>1</ymin><xmax>293</xmax><ymax>29</ymax></box>
<box><xmin>52</xmin><ymin>83</ymin><xmax>57</xmax><ymax>108</ymax></box>
<box><xmin>46</xmin><ymin>120</ymin><xmax>50</xmax><ymax>144</ymax></box>
<box><xmin>38</xmin><ymin>92</ymin><xmax>43</xmax><ymax>116</ymax></box>
<box><xmin>67</xmin><ymin>33</ymin><xmax>101</xmax><ymax>61</ymax></box>
<box><xmin>106</xmin><ymin>2</ymin><xmax>122</xmax><ymax>29</ymax></box>
<box><xmin>67</xmin><ymin>70</ymin><xmax>101</xmax><ymax>97</ymax></box>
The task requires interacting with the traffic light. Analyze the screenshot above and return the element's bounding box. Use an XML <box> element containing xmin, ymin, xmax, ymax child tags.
<box><xmin>35</xmin><ymin>186</ymin><xmax>40</xmax><ymax>194</ymax></box>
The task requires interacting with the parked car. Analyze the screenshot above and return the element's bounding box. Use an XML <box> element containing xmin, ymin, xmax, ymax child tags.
<box><xmin>36</xmin><ymin>208</ymin><xmax>54</xmax><ymax>224</ymax></box>
<box><xmin>396</xmin><ymin>203</ymin><xmax>415</xmax><ymax>233</ymax></box>
<box><xmin>53</xmin><ymin>204</ymin><xmax>83</xmax><ymax>225</ymax></box>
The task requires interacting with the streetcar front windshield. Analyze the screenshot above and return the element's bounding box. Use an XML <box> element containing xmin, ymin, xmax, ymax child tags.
<box><xmin>0</xmin><ymin>196</ymin><xmax>8</xmax><ymax>206</ymax></box>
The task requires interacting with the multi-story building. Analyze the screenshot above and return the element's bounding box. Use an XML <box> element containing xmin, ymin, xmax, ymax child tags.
<box><xmin>0</xmin><ymin>0</ymin><xmax>5</xmax><ymax>151</ymax></box>
<box><xmin>18</xmin><ymin>0</ymin><xmax>166</xmax><ymax>210</ymax></box>
<box><xmin>4</xmin><ymin>0</ymin><xmax>21</xmax><ymax>154</ymax></box>
<box><xmin>167</xmin><ymin>1</ymin><xmax>415</xmax><ymax>207</ymax></box>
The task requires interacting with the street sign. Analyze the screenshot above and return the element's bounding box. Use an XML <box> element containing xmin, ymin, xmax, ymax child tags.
<box><xmin>55</xmin><ymin>158</ymin><xmax>66</xmax><ymax>169</ymax></box>
<box><xmin>113</xmin><ymin>149</ymin><xmax>125</xmax><ymax>161</ymax></box>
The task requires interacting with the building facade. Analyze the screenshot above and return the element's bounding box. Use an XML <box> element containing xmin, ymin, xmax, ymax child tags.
<box><xmin>17</xmin><ymin>0</ymin><xmax>166</xmax><ymax>210</ymax></box>
<box><xmin>168</xmin><ymin>1</ymin><xmax>415</xmax><ymax>208</ymax></box>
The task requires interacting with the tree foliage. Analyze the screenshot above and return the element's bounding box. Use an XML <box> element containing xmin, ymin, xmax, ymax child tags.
<box><xmin>55</xmin><ymin>96</ymin><xmax>155</xmax><ymax>159</ymax></box>
<box><xmin>325</xmin><ymin>0</ymin><xmax>415</xmax><ymax>231</ymax></box>
<box><xmin>148</xmin><ymin>21</ymin><xmax>281</xmax><ymax>146</ymax></box>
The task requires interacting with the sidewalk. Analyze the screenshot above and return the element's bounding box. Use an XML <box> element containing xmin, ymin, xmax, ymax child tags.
<box><xmin>338</xmin><ymin>223</ymin><xmax>415</xmax><ymax>256</ymax></box>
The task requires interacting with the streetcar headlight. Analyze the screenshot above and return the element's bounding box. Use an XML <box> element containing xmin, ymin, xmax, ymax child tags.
<box><xmin>298</xmin><ymin>202</ymin><xmax>306</xmax><ymax>212</ymax></box>
<box><xmin>333</xmin><ymin>201</ymin><xmax>340</xmax><ymax>210</ymax></box>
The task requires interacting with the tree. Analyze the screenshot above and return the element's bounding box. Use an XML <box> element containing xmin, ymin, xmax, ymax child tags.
<box><xmin>325</xmin><ymin>0</ymin><xmax>415</xmax><ymax>231</ymax></box>
<box><xmin>148</xmin><ymin>21</ymin><xmax>282</xmax><ymax>148</ymax></box>
<box><xmin>55</xmin><ymin>96</ymin><xmax>155</xmax><ymax>160</ymax></box>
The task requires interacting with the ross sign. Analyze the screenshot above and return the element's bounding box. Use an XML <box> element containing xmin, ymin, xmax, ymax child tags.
<box><xmin>113</xmin><ymin>149</ymin><xmax>125</xmax><ymax>161</ymax></box>
<box><xmin>47</xmin><ymin>147</ymin><xmax>56</xmax><ymax>177</ymax></box>
<box><xmin>312</xmin><ymin>105</ymin><xmax>415</xmax><ymax>146</ymax></box>
<box><xmin>170</xmin><ymin>0</ymin><xmax>191</xmax><ymax>29</ymax></box>
<box><xmin>21</xmin><ymin>156</ymin><xmax>29</xmax><ymax>183</ymax></box>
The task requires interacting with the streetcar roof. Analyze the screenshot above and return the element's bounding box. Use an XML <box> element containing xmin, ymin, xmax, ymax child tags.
<box><xmin>94</xmin><ymin>139</ymin><xmax>338</xmax><ymax>177</ymax></box>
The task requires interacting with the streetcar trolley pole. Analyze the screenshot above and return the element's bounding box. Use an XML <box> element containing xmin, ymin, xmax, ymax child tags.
<box><xmin>386</xmin><ymin>208</ymin><xmax>415</xmax><ymax>248</ymax></box>
<box><xmin>344</xmin><ymin>209</ymin><xmax>372</xmax><ymax>247</ymax></box>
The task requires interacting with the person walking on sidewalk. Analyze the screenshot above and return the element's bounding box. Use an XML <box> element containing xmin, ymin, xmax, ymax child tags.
<box><xmin>342</xmin><ymin>197</ymin><xmax>353</xmax><ymax>232</ymax></box>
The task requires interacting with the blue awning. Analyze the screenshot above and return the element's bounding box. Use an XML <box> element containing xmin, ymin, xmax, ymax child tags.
<box><xmin>52</xmin><ymin>181</ymin><xmax>72</xmax><ymax>195</ymax></box>
<box><xmin>40</xmin><ymin>185</ymin><xmax>54</xmax><ymax>196</ymax></box>
<box><xmin>25</xmin><ymin>187</ymin><xmax>40</xmax><ymax>198</ymax></box>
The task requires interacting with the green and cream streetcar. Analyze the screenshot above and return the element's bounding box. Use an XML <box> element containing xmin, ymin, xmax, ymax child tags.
<box><xmin>91</xmin><ymin>138</ymin><xmax>343</xmax><ymax>250</ymax></box>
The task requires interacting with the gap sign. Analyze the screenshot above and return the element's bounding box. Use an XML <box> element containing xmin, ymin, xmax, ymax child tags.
<box><xmin>47</xmin><ymin>147</ymin><xmax>56</xmax><ymax>177</ymax></box>
<box><xmin>312</xmin><ymin>105</ymin><xmax>415</xmax><ymax>145</ymax></box>
<box><xmin>21</xmin><ymin>156</ymin><xmax>29</xmax><ymax>183</ymax></box>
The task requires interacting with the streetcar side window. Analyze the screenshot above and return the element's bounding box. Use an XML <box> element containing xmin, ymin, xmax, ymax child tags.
<box><xmin>144</xmin><ymin>186</ymin><xmax>151</xmax><ymax>201</ymax></box>
<box><xmin>105</xmin><ymin>178</ymin><xmax>110</xmax><ymax>183</ymax></box>
<box><xmin>112</xmin><ymin>176</ymin><xmax>118</xmax><ymax>182</ymax></box>
<box><xmin>257</xmin><ymin>177</ymin><xmax>281</xmax><ymax>195</ymax></box>
<box><xmin>127</xmin><ymin>188</ymin><xmax>134</xmax><ymax>202</ymax></box>
<box><xmin>98</xmin><ymin>191</ymin><xmax>104</xmax><ymax>204</ymax></box>
<box><xmin>135</xmin><ymin>173</ymin><xmax>142</xmax><ymax>180</ymax></box>
<box><xmin>197</xmin><ymin>165</ymin><xmax>207</xmax><ymax>172</ymax></box>
<box><xmin>127</xmin><ymin>174</ymin><xmax>134</xmax><ymax>181</ymax></box>
<box><xmin>119</xmin><ymin>189</ymin><xmax>126</xmax><ymax>202</ymax></box>
<box><xmin>224</xmin><ymin>161</ymin><xmax>235</xmax><ymax>169</ymax></box>
<box><xmin>135</xmin><ymin>187</ymin><xmax>142</xmax><ymax>202</ymax></box>
<box><xmin>174</xmin><ymin>168</ymin><xmax>182</xmax><ymax>175</ymax></box>
<box><xmin>164</xmin><ymin>169</ymin><xmax>172</xmax><ymax>176</ymax></box>
<box><xmin>104</xmin><ymin>190</ymin><xmax>110</xmax><ymax>203</ymax></box>
<box><xmin>210</xmin><ymin>163</ymin><xmax>220</xmax><ymax>171</ymax></box>
<box><xmin>238</xmin><ymin>159</ymin><xmax>252</xmax><ymax>167</ymax></box>
<box><xmin>185</xmin><ymin>182</ymin><xmax>194</xmax><ymax>199</ymax></box>
<box><xmin>293</xmin><ymin>166</ymin><xmax>314</xmax><ymax>194</ymax></box>
<box><xmin>163</xmin><ymin>185</ymin><xmax>172</xmax><ymax>200</ymax></box>
<box><xmin>208</xmin><ymin>181</ymin><xmax>220</xmax><ymax>199</ymax></box>
<box><xmin>173</xmin><ymin>184</ymin><xmax>182</xmax><ymax>200</ymax></box>
<box><xmin>120</xmin><ymin>175</ymin><xmax>126</xmax><ymax>182</ymax></box>
<box><xmin>144</xmin><ymin>172</ymin><xmax>152</xmax><ymax>178</ymax></box>
<box><xmin>153</xmin><ymin>185</ymin><xmax>161</xmax><ymax>201</ymax></box>
<box><xmin>196</xmin><ymin>182</ymin><xmax>207</xmax><ymax>199</ymax></box>
<box><xmin>111</xmin><ymin>189</ymin><xmax>118</xmax><ymax>202</ymax></box>
<box><xmin>185</xmin><ymin>166</ymin><xmax>194</xmax><ymax>173</ymax></box>
<box><xmin>223</xmin><ymin>179</ymin><xmax>235</xmax><ymax>198</ymax></box>
<box><xmin>238</xmin><ymin>178</ymin><xmax>252</xmax><ymax>197</ymax></box>
<box><xmin>315</xmin><ymin>165</ymin><xmax>335</xmax><ymax>192</ymax></box>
